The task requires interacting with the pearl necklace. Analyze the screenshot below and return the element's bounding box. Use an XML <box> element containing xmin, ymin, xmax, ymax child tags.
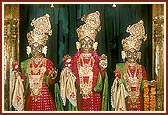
<box><xmin>81</xmin><ymin>53</ymin><xmax>92</xmax><ymax>59</ymax></box>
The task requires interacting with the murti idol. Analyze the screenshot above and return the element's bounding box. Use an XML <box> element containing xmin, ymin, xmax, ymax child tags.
<box><xmin>12</xmin><ymin>14</ymin><xmax>57</xmax><ymax>111</ymax></box>
<box><xmin>111</xmin><ymin>20</ymin><xmax>148</xmax><ymax>111</ymax></box>
<box><xmin>60</xmin><ymin>11</ymin><xmax>109</xmax><ymax>111</ymax></box>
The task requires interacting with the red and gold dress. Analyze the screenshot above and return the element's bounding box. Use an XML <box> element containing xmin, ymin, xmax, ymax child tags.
<box><xmin>124</xmin><ymin>63</ymin><xmax>147</xmax><ymax>111</ymax></box>
<box><xmin>111</xmin><ymin>62</ymin><xmax>147</xmax><ymax>111</ymax></box>
<box><xmin>21</xmin><ymin>58</ymin><xmax>56</xmax><ymax>111</ymax></box>
<box><xmin>71</xmin><ymin>50</ymin><xmax>103</xmax><ymax>111</ymax></box>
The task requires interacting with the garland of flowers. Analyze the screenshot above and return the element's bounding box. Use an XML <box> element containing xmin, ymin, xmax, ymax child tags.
<box><xmin>143</xmin><ymin>81</ymin><xmax>149</xmax><ymax>111</ymax></box>
<box><xmin>143</xmin><ymin>80</ymin><xmax>156</xmax><ymax>111</ymax></box>
<box><xmin>149</xmin><ymin>83</ymin><xmax>156</xmax><ymax>111</ymax></box>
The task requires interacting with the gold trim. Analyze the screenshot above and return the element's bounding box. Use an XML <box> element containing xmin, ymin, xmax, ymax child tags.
<box><xmin>4</xmin><ymin>4</ymin><xmax>19</xmax><ymax>111</ymax></box>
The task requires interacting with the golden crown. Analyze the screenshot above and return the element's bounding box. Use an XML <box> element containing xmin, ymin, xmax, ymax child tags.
<box><xmin>27</xmin><ymin>14</ymin><xmax>52</xmax><ymax>46</ymax></box>
<box><xmin>76</xmin><ymin>11</ymin><xmax>101</xmax><ymax>41</ymax></box>
<box><xmin>122</xmin><ymin>20</ymin><xmax>147</xmax><ymax>51</ymax></box>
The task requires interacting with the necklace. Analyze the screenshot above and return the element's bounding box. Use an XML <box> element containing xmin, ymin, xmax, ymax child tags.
<box><xmin>27</xmin><ymin>57</ymin><xmax>46</xmax><ymax>101</ymax></box>
<box><xmin>127</xmin><ymin>62</ymin><xmax>137</xmax><ymax>78</ymax></box>
<box><xmin>81</xmin><ymin>53</ymin><xmax>92</xmax><ymax>59</ymax></box>
<box><xmin>28</xmin><ymin>57</ymin><xmax>46</xmax><ymax>74</ymax></box>
<box><xmin>77</xmin><ymin>54</ymin><xmax>95</xmax><ymax>99</ymax></box>
<box><xmin>33</xmin><ymin>57</ymin><xmax>42</xmax><ymax>64</ymax></box>
<box><xmin>124</xmin><ymin>62</ymin><xmax>142</xmax><ymax>103</ymax></box>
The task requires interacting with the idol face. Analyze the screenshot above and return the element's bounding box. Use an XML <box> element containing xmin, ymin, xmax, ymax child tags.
<box><xmin>80</xmin><ymin>37</ymin><xmax>94</xmax><ymax>53</ymax></box>
<box><xmin>31</xmin><ymin>42</ymin><xmax>43</xmax><ymax>57</ymax></box>
<box><xmin>126</xmin><ymin>48</ymin><xmax>138</xmax><ymax>63</ymax></box>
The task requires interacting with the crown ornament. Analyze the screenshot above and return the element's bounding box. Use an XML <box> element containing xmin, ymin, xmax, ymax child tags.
<box><xmin>122</xmin><ymin>20</ymin><xmax>147</xmax><ymax>51</ymax></box>
<box><xmin>27</xmin><ymin>14</ymin><xmax>52</xmax><ymax>46</ymax></box>
<box><xmin>76</xmin><ymin>11</ymin><xmax>101</xmax><ymax>42</ymax></box>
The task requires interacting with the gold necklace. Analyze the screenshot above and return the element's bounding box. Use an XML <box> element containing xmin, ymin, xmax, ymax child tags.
<box><xmin>127</xmin><ymin>62</ymin><xmax>137</xmax><ymax>78</ymax></box>
<box><xmin>77</xmin><ymin>54</ymin><xmax>95</xmax><ymax>99</ymax></box>
<box><xmin>29</xmin><ymin>57</ymin><xmax>45</xmax><ymax>74</ymax></box>
<box><xmin>27</xmin><ymin>57</ymin><xmax>46</xmax><ymax>101</ymax></box>
<box><xmin>124</xmin><ymin>62</ymin><xmax>142</xmax><ymax>103</ymax></box>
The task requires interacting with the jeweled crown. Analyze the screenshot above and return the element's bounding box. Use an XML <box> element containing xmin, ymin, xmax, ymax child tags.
<box><xmin>76</xmin><ymin>11</ymin><xmax>101</xmax><ymax>41</ymax></box>
<box><xmin>122</xmin><ymin>20</ymin><xmax>147</xmax><ymax>51</ymax></box>
<box><xmin>27</xmin><ymin>14</ymin><xmax>52</xmax><ymax>46</ymax></box>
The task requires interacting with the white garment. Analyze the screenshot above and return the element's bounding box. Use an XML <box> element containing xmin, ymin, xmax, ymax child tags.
<box><xmin>60</xmin><ymin>67</ymin><xmax>77</xmax><ymax>106</ymax></box>
<box><xmin>111</xmin><ymin>78</ymin><xmax>128</xmax><ymax>111</ymax></box>
<box><xmin>60</xmin><ymin>68</ymin><xmax>67</xmax><ymax>106</ymax></box>
<box><xmin>12</xmin><ymin>71</ymin><xmax>24</xmax><ymax>111</ymax></box>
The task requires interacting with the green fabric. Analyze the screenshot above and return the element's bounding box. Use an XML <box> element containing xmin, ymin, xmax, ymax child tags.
<box><xmin>94</xmin><ymin>72</ymin><xmax>103</xmax><ymax>93</ymax></box>
<box><xmin>54</xmin><ymin>83</ymin><xmax>64</xmax><ymax>111</ymax></box>
<box><xmin>101</xmin><ymin>72</ymin><xmax>110</xmax><ymax>111</ymax></box>
<box><xmin>116</xmin><ymin>63</ymin><xmax>128</xmax><ymax>91</ymax></box>
<box><xmin>116</xmin><ymin>63</ymin><xmax>125</xmax><ymax>77</ymax></box>
<box><xmin>45</xmin><ymin>76</ymin><xmax>49</xmax><ymax>87</ymax></box>
<box><xmin>21</xmin><ymin>59</ymin><xmax>29</xmax><ymax>90</ymax></box>
<box><xmin>68</xmin><ymin>101</ymin><xmax>78</xmax><ymax>111</ymax></box>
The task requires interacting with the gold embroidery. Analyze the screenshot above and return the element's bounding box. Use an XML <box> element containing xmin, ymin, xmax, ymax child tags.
<box><xmin>124</xmin><ymin>62</ymin><xmax>142</xmax><ymax>106</ymax></box>
<box><xmin>77</xmin><ymin>54</ymin><xmax>95</xmax><ymax>99</ymax></box>
<box><xmin>27</xmin><ymin>58</ymin><xmax>46</xmax><ymax>101</ymax></box>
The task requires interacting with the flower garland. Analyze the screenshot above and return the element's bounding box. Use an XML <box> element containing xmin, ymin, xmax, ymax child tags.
<box><xmin>143</xmin><ymin>81</ymin><xmax>149</xmax><ymax>111</ymax></box>
<box><xmin>143</xmin><ymin>80</ymin><xmax>156</xmax><ymax>111</ymax></box>
<box><xmin>149</xmin><ymin>82</ymin><xmax>156</xmax><ymax>111</ymax></box>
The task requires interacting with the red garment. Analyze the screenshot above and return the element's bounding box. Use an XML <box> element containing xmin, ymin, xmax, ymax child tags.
<box><xmin>127</xmin><ymin>65</ymin><xmax>146</xmax><ymax>111</ymax></box>
<box><xmin>114</xmin><ymin>63</ymin><xmax>147</xmax><ymax>111</ymax></box>
<box><xmin>23</xmin><ymin>58</ymin><xmax>56</xmax><ymax>111</ymax></box>
<box><xmin>77</xmin><ymin>92</ymin><xmax>101</xmax><ymax>111</ymax></box>
<box><xmin>26</xmin><ymin>83</ymin><xmax>56</xmax><ymax>111</ymax></box>
<box><xmin>127</xmin><ymin>93</ymin><xmax>143</xmax><ymax>111</ymax></box>
<box><xmin>71</xmin><ymin>50</ymin><xmax>102</xmax><ymax>111</ymax></box>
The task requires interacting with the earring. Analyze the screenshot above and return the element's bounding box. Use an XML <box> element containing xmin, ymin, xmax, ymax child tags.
<box><xmin>121</xmin><ymin>51</ymin><xmax>126</xmax><ymax>62</ymax></box>
<box><xmin>26</xmin><ymin>46</ymin><xmax>31</xmax><ymax>57</ymax></box>
<box><xmin>93</xmin><ymin>42</ymin><xmax>98</xmax><ymax>51</ymax></box>
<box><xmin>42</xmin><ymin>46</ymin><xmax>48</xmax><ymax>57</ymax></box>
<box><xmin>76</xmin><ymin>42</ymin><xmax>81</xmax><ymax>51</ymax></box>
